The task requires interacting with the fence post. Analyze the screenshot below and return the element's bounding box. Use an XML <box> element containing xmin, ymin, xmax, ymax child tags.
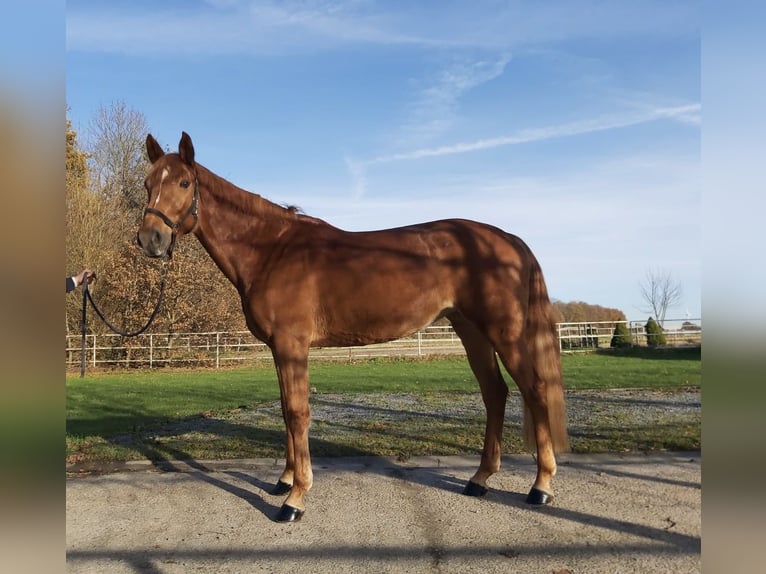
<box><xmin>216</xmin><ymin>332</ymin><xmax>220</xmax><ymax>369</ymax></box>
<box><xmin>91</xmin><ymin>334</ymin><xmax>96</xmax><ymax>368</ymax></box>
<box><xmin>417</xmin><ymin>331</ymin><xmax>422</xmax><ymax>356</ymax></box>
<box><xmin>149</xmin><ymin>334</ymin><xmax>153</xmax><ymax>369</ymax></box>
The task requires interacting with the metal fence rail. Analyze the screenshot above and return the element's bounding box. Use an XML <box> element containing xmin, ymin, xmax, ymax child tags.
<box><xmin>65</xmin><ymin>320</ymin><xmax>701</xmax><ymax>371</ymax></box>
<box><xmin>557</xmin><ymin>319</ymin><xmax>702</xmax><ymax>351</ymax></box>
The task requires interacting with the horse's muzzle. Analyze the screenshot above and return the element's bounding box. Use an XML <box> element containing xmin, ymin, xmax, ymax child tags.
<box><xmin>137</xmin><ymin>226</ymin><xmax>172</xmax><ymax>258</ymax></box>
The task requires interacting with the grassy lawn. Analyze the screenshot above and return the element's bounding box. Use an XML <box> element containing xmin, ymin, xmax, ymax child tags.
<box><xmin>557</xmin><ymin>346</ymin><xmax>701</xmax><ymax>389</ymax></box>
<box><xmin>66</xmin><ymin>347</ymin><xmax>701</xmax><ymax>464</ymax></box>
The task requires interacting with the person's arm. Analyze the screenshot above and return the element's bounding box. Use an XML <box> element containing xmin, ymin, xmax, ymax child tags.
<box><xmin>66</xmin><ymin>276</ymin><xmax>76</xmax><ymax>292</ymax></box>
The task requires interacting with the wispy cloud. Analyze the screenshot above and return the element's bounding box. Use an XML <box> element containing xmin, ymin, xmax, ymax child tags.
<box><xmin>245</xmin><ymin>0</ymin><xmax>425</xmax><ymax>47</ymax></box>
<box><xmin>67</xmin><ymin>1</ymin><xmax>698</xmax><ymax>56</ymax></box>
<box><xmin>370</xmin><ymin>103</ymin><xmax>700</xmax><ymax>164</ymax></box>
<box><xmin>344</xmin><ymin>156</ymin><xmax>368</xmax><ymax>200</ymax></box>
<box><xmin>298</xmin><ymin>147</ymin><xmax>699</xmax><ymax>234</ymax></box>
<box><xmin>348</xmin><ymin>53</ymin><xmax>516</xmax><ymax>199</ymax></box>
<box><xmin>67</xmin><ymin>0</ymin><xmax>428</xmax><ymax>55</ymax></box>
<box><xmin>347</xmin><ymin>103</ymin><xmax>700</xmax><ymax>197</ymax></box>
<box><xmin>400</xmin><ymin>54</ymin><xmax>512</xmax><ymax>145</ymax></box>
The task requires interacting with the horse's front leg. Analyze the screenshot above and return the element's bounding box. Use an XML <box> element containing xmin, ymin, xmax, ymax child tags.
<box><xmin>271</xmin><ymin>391</ymin><xmax>296</xmax><ymax>496</ymax></box>
<box><xmin>271</xmin><ymin>339</ymin><xmax>313</xmax><ymax>522</ymax></box>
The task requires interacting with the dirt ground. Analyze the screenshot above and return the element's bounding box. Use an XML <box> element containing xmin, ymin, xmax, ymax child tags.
<box><xmin>66</xmin><ymin>452</ymin><xmax>700</xmax><ymax>573</ymax></box>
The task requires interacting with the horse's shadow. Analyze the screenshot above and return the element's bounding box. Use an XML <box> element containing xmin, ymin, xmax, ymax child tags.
<box><xmin>107</xmin><ymin>432</ymin><xmax>700</xmax><ymax>553</ymax></box>
<box><xmin>133</xmin><ymin>433</ymin><xmax>283</xmax><ymax>519</ymax></box>
<box><xmin>101</xmin><ymin>413</ymin><xmax>486</xmax><ymax>523</ymax></box>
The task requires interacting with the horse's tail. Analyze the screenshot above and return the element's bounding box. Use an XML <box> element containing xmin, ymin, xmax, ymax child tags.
<box><xmin>522</xmin><ymin>256</ymin><xmax>570</xmax><ymax>453</ymax></box>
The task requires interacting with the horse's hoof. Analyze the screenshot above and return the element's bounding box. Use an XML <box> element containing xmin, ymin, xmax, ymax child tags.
<box><xmin>526</xmin><ymin>487</ymin><xmax>553</xmax><ymax>505</ymax></box>
<box><xmin>275</xmin><ymin>504</ymin><xmax>304</xmax><ymax>523</ymax></box>
<box><xmin>462</xmin><ymin>480</ymin><xmax>488</xmax><ymax>497</ymax></box>
<box><xmin>271</xmin><ymin>480</ymin><xmax>293</xmax><ymax>495</ymax></box>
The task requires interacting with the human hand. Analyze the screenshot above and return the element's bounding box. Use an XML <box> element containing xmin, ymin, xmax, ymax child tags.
<box><xmin>76</xmin><ymin>269</ymin><xmax>96</xmax><ymax>286</ymax></box>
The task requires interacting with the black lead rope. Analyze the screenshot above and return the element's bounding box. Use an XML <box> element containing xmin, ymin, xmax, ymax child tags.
<box><xmin>79</xmin><ymin>263</ymin><xmax>169</xmax><ymax>377</ymax></box>
<box><xmin>78</xmin><ymin>177</ymin><xmax>195</xmax><ymax>376</ymax></box>
<box><xmin>81</xmin><ymin>275</ymin><xmax>88</xmax><ymax>378</ymax></box>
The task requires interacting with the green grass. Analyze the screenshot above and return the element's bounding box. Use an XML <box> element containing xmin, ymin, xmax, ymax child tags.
<box><xmin>559</xmin><ymin>346</ymin><xmax>701</xmax><ymax>390</ymax></box>
<box><xmin>66</xmin><ymin>347</ymin><xmax>701</xmax><ymax>464</ymax></box>
<box><xmin>66</xmin><ymin>358</ymin><xmax>477</xmax><ymax>437</ymax></box>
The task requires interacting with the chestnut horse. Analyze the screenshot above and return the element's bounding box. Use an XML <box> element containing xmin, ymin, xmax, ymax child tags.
<box><xmin>137</xmin><ymin>132</ymin><xmax>568</xmax><ymax>523</ymax></box>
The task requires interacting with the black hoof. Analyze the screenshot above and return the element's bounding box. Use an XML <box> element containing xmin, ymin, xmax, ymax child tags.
<box><xmin>526</xmin><ymin>487</ymin><xmax>553</xmax><ymax>505</ymax></box>
<box><xmin>462</xmin><ymin>480</ymin><xmax>488</xmax><ymax>497</ymax></box>
<box><xmin>271</xmin><ymin>480</ymin><xmax>293</xmax><ymax>495</ymax></box>
<box><xmin>275</xmin><ymin>504</ymin><xmax>304</xmax><ymax>523</ymax></box>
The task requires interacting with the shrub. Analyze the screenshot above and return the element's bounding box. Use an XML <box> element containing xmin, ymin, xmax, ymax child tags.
<box><xmin>610</xmin><ymin>322</ymin><xmax>633</xmax><ymax>348</ymax></box>
<box><xmin>644</xmin><ymin>317</ymin><xmax>667</xmax><ymax>347</ymax></box>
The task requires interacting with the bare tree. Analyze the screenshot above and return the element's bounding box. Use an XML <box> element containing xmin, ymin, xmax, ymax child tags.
<box><xmin>639</xmin><ymin>269</ymin><xmax>683</xmax><ymax>326</ymax></box>
<box><xmin>66</xmin><ymin>103</ymin><xmax>150</xmax><ymax>336</ymax></box>
<box><xmin>87</xmin><ymin>101</ymin><xmax>150</xmax><ymax>219</ymax></box>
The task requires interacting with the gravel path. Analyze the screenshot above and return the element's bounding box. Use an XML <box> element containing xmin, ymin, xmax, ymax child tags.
<box><xmin>222</xmin><ymin>388</ymin><xmax>701</xmax><ymax>455</ymax></box>
<box><xmin>303</xmin><ymin>388</ymin><xmax>701</xmax><ymax>429</ymax></box>
<box><xmin>91</xmin><ymin>388</ymin><xmax>700</xmax><ymax>467</ymax></box>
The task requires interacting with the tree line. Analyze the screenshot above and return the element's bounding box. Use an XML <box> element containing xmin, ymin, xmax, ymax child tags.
<box><xmin>550</xmin><ymin>300</ymin><xmax>625</xmax><ymax>324</ymax></box>
<box><xmin>67</xmin><ymin>102</ymin><xmax>642</xmax><ymax>340</ymax></box>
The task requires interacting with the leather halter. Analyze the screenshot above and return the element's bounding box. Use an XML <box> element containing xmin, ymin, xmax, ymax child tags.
<box><xmin>143</xmin><ymin>178</ymin><xmax>199</xmax><ymax>257</ymax></box>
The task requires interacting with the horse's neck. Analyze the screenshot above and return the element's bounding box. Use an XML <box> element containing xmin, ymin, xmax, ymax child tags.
<box><xmin>193</xmin><ymin>169</ymin><xmax>294</xmax><ymax>289</ymax></box>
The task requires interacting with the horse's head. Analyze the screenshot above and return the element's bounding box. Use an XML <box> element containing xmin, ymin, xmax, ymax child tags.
<box><xmin>136</xmin><ymin>132</ymin><xmax>199</xmax><ymax>258</ymax></box>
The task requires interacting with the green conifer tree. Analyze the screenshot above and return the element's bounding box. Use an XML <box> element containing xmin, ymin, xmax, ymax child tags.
<box><xmin>610</xmin><ymin>322</ymin><xmax>632</xmax><ymax>348</ymax></box>
<box><xmin>644</xmin><ymin>317</ymin><xmax>667</xmax><ymax>347</ymax></box>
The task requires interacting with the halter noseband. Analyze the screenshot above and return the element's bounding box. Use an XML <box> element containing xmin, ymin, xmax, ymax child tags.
<box><xmin>143</xmin><ymin>178</ymin><xmax>199</xmax><ymax>256</ymax></box>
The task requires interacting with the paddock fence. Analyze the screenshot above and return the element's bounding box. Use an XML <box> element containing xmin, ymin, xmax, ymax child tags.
<box><xmin>557</xmin><ymin>319</ymin><xmax>702</xmax><ymax>351</ymax></box>
<box><xmin>65</xmin><ymin>318</ymin><xmax>701</xmax><ymax>371</ymax></box>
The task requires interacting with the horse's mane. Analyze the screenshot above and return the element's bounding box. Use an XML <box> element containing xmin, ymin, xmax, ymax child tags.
<box><xmin>197</xmin><ymin>164</ymin><xmax>324</xmax><ymax>225</ymax></box>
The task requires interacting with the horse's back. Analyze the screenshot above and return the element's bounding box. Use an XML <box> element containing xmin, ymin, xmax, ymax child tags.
<box><xmin>340</xmin><ymin>218</ymin><xmax>532</xmax><ymax>264</ymax></box>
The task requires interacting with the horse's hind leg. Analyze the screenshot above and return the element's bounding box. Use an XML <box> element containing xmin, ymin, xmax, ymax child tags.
<box><xmin>496</xmin><ymin>347</ymin><xmax>558</xmax><ymax>504</ymax></box>
<box><xmin>449</xmin><ymin>314</ymin><xmax>509</xmax><ymax>496</ymax></box>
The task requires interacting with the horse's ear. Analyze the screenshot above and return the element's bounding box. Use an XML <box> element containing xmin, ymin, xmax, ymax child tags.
<box><xmin>179</xmin><ymin>131</ymin><xmax>195</xmax><ymax>166</ymax></box>
<box><xmin>146</xmin><ymin>134</ymin><xmax>165</xmax><ymax>164</ymax></box>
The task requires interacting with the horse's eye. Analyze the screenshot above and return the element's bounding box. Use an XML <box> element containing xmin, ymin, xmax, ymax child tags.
<box><xmin>180</xmin><ymin>180</ymin><xmax>190</xmax><ymax>189</ymax></box>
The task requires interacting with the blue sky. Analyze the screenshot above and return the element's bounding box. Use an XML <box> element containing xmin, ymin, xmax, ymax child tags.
<box><xmin>66</xmin><ymin>0</ymin><xmax>701</xmax><ymax>321</ymax></box>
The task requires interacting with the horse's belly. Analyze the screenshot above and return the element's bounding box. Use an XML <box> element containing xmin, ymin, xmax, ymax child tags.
<box><xmin>313</xmin><ymin>295</ymin><xmax>453</xmax><ymax>348</ymax></box>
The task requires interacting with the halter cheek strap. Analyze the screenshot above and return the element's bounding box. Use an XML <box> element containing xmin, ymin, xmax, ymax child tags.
<box><xmin>143</xmin><ymin>179</ymin><xmax>199</xmax><ymax>255</ymax></box>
